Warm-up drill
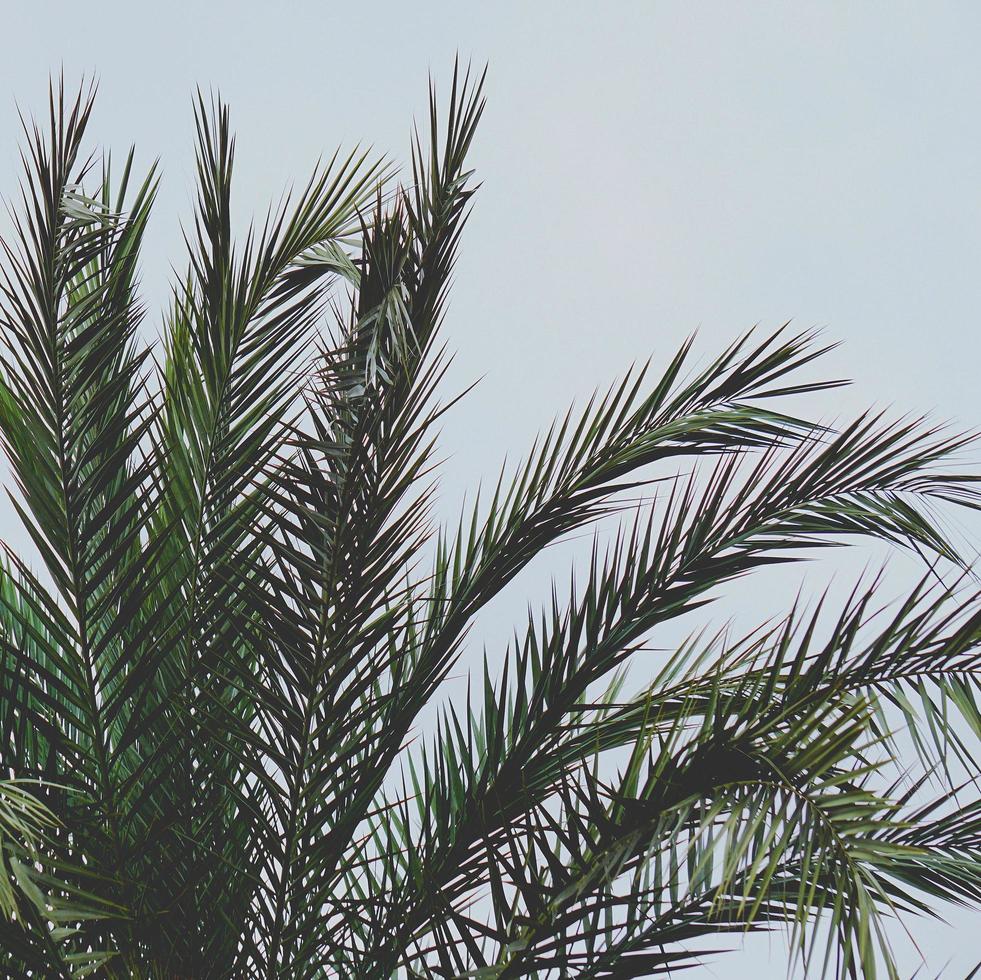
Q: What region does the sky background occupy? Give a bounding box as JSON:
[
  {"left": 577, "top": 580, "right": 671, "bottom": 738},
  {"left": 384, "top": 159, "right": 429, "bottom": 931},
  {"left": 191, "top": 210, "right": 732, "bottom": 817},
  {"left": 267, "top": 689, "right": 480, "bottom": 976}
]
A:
[{"left": 1, "top": 1, "right": 980, "bottom": 975}]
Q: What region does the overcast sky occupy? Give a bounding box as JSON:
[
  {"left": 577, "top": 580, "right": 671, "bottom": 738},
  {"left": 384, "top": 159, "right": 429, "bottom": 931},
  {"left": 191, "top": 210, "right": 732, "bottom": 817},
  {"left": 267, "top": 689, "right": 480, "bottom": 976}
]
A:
[{"left": 2, "top": 2, "right": 979, "bottom": 976}]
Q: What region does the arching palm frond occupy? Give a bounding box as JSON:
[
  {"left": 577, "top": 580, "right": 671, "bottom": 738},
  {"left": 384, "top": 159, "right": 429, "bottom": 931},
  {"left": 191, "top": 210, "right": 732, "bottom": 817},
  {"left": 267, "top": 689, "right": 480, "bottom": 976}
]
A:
[{"left": 0, "top": 65, "right": 978, "bottom": 979}]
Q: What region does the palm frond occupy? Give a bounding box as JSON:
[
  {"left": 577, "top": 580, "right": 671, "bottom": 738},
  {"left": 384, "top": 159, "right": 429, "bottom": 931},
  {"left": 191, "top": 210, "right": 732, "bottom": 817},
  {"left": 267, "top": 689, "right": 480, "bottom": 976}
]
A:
[{"left": 0, "top": 65, "right": 977, "bottom": 980}]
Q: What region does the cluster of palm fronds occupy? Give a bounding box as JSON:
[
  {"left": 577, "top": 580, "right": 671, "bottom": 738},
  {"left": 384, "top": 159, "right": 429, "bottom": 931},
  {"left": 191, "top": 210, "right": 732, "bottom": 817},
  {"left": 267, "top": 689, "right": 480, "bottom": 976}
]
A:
[{"left": 0, "top": 66, "right": 978, "bottom": 979}]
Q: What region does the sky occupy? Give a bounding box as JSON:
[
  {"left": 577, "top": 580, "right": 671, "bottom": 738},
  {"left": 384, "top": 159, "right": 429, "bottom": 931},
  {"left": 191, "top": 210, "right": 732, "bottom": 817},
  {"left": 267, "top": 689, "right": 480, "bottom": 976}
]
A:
[{"left": 1, "top": 1, "right": 980, "bottom": 975}]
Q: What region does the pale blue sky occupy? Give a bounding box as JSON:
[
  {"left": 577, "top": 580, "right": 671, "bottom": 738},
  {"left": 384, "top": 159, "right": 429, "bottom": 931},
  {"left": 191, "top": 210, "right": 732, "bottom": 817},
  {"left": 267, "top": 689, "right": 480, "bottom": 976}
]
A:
[{"left": 1, "top": 1, "right": 980, "bottom": 975}]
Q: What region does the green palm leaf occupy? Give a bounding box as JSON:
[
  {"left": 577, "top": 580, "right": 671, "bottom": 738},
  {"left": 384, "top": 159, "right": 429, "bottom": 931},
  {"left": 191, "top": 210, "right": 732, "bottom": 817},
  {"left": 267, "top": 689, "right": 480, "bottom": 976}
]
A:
[{"left": 0, "top": 64, "right": 977, "bottom": 979}]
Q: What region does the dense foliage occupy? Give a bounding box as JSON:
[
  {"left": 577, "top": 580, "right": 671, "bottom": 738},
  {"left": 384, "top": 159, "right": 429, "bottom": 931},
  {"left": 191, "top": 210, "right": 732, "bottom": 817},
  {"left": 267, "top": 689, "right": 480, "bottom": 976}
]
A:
[{"left": 0, "top": 69, "right": 979, "bottom": 978}]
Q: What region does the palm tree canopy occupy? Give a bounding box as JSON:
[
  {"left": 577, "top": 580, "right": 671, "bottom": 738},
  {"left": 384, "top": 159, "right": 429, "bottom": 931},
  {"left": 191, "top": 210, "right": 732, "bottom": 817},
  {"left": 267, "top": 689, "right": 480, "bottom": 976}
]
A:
[{"left": 0, "top": 67, "right": 979, "bottom": 979}]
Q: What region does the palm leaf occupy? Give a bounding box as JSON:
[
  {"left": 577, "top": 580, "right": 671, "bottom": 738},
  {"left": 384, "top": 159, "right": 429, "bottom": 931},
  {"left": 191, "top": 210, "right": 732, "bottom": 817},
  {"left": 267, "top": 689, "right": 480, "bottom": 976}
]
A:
[{"left": 0, "top": 65, "right": 977, "bottom": 979}]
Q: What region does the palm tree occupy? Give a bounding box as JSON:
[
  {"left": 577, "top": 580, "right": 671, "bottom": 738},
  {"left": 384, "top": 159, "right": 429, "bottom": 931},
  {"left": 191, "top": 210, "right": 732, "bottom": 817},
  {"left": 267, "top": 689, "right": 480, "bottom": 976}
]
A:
[{"left": 0, "top": 65, "right": 978, "bottom": 980}]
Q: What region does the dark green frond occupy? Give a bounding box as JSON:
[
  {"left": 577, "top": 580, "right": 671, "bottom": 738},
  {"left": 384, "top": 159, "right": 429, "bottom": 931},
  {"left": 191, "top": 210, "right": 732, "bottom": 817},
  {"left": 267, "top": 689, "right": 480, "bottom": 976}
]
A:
[{"left": 0, "top": 65, "right": 977, "bottom": 980}]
